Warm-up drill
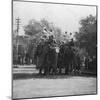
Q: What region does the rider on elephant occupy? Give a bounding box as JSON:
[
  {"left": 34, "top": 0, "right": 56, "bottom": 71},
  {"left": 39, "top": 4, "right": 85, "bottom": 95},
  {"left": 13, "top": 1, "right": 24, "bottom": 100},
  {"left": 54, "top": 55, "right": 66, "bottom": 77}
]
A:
[
  {"left": 69, "top": 38, "right": 74, "bottom": 47},
  {"left": 43, "top": 33, "right": 59, "bottom": 74},
  {"left": 47, "top": 34, "right": 57, "bottom": 48}
]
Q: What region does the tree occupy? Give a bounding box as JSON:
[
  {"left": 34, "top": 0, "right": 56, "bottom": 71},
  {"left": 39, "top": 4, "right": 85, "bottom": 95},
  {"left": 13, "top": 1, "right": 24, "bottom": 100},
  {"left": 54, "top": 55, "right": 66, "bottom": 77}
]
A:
[
  {"left": 24, "top": 18, "right": 63, "bottom": 44},
  {"left": 74, "top": 15, "right": 97, "bottom": 58},
  {"left": 24, "top": 19, "right": 42, "bottom": 36}
]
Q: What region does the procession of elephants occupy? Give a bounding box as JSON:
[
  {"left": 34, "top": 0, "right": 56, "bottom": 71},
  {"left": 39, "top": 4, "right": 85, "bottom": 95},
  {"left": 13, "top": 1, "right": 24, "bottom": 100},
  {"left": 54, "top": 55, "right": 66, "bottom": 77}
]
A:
[
  {"left": 34, "top": 38, "right": 80, "bottom": 75},
  {"left": 14, "top": 34, "right": 96, "bottom": 75},
  {"left": 33, "top": 36, "right": 96, "bottom": 75}
]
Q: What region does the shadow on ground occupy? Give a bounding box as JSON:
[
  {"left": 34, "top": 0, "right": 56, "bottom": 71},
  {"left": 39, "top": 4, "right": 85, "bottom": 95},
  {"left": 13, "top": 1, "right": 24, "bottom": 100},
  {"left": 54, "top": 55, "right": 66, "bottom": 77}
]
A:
[{"left": 13, "top": 73, "right": 97, "bottom": 80}]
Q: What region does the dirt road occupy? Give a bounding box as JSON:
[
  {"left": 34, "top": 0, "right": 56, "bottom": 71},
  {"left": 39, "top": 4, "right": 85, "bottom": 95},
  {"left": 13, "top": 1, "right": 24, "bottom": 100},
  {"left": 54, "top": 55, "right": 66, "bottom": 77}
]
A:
[{"left": 13, "top": 76, "right": 97, "bottom": 99}]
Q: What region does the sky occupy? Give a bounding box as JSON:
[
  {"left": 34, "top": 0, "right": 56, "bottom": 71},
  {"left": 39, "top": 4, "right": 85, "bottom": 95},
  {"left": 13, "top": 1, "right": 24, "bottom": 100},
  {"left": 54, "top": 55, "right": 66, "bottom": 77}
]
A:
[{"left": 13, "top": 1, "right": 96, "bottom": 35}]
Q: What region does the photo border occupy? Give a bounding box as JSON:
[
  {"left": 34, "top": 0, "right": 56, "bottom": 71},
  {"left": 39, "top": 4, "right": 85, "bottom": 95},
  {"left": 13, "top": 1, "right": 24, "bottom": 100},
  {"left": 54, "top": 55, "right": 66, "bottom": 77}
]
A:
[{"left": 12, "top": 0, "right": 98, "bottom": 99}]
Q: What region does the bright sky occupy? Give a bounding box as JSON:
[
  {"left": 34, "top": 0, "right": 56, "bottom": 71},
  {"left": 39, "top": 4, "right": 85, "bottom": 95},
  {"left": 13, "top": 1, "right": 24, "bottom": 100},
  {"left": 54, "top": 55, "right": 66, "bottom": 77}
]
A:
[{"left": 13, "top": 1, "right": 96, "bottom": 35}]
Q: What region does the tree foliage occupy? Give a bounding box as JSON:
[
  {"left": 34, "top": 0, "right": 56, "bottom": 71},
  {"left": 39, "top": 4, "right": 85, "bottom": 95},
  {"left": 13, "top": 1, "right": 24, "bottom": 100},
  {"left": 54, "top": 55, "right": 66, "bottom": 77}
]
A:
[
  {"left": 74, "top": 15, "right": 97, "bottom": 57},
  {"left": 24, "top": 19, "right": 42, "bottom": 36},
  {"left": 24, "top": 18, "right": 63, "bottom": 43}
]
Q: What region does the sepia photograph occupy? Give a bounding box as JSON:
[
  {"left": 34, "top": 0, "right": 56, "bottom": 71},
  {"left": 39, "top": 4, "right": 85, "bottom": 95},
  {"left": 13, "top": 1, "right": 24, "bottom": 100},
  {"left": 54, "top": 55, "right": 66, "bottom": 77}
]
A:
[{"left": 12, "top": 0, "right": 97, "bottom": 99}]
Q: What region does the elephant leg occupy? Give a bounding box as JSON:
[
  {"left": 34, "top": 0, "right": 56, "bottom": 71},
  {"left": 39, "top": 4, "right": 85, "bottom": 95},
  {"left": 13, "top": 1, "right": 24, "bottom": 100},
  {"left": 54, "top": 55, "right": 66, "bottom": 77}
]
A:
[
  {"left": 25, "top": 58, "right": 27, "bottom": 64},
  {"left": 71, "top": 63, "right": 73, "bottom": 73},
  {"left": 54, "top": 67, "right": 57, "bottom": 75},
  {"left": 48, "top": 67, "right": 52, "bottom": 75},
  {"left": 48, "top": 65, "right": 52, "bottom": 75},
  {"left": 39, "top": 68, "right": 42, "bottom": 75},
  {"left": 44, "top": 67, "right": 48, "bottom": 75},
  {"left": 68, "top": 63, "right": 72, "bottom": 74},
  {"left": 32, "top": 59, "right": 34, "bottom": 64},
  {"left": 51, "top": 68, "right": 54, "bottom": 75},
  {"left": 49, "top": 67, "right": 53, "bottom": 75},
  {"left": 65, "top": 66, "right": 68, "bottom": 74},
  {"left": 59, "top": 67, "right": 62, "bottom": 74},
  {"left": 50, "top": 66, "right": 54, "bottom": 75}
]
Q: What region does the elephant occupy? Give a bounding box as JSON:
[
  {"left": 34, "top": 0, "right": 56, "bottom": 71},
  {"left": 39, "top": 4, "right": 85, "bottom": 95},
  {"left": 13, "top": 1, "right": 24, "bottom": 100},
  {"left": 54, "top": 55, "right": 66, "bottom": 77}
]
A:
[
  {"left": 63, "top": 46, "right": 75, "bottom": 74},
  {"left": 44, "top": 45, "right": 59, "bottom": 75},
  {"left": 34, "top": 41, "right": 59, "bottom": 75},
  {"left": 57, "top": 44, "right": 65, "bottom": 74},
  {"left": 34, "top": 42, "right": 46, "bottom": 74}
]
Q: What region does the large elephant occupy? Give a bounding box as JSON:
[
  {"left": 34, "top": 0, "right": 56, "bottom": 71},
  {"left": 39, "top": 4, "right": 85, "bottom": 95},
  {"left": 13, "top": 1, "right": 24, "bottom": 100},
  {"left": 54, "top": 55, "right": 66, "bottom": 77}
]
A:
[
  {"left": 44, "top": 45, "right": 59, "bottom": 75},
  {"left": 34, "top": 43, "right": 46, "bottom": 74},
  {"left": 72, "top": 50, "right": 82, "bottom": 74},
  {"left": 57, "top": 44, "right": 75, "bottom": 74},
  {"left": 57, "top": 44, "right": 65, "bottom": 74},
  {"left": 63, "top": 46, "right": 75, "bottom": 74},
  {"left": 34, "top": 41, "right": 59, "bottom": 75}
]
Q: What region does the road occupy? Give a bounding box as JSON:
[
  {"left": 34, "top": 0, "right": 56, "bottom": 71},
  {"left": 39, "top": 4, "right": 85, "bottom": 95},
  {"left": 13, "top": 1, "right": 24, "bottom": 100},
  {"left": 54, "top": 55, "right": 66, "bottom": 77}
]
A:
[
  {"left": 13, "top": 65, "right": 38, "bottom": 74},
  {"left": 13, "top": 76, "right": 97, "bottom": 99}
]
